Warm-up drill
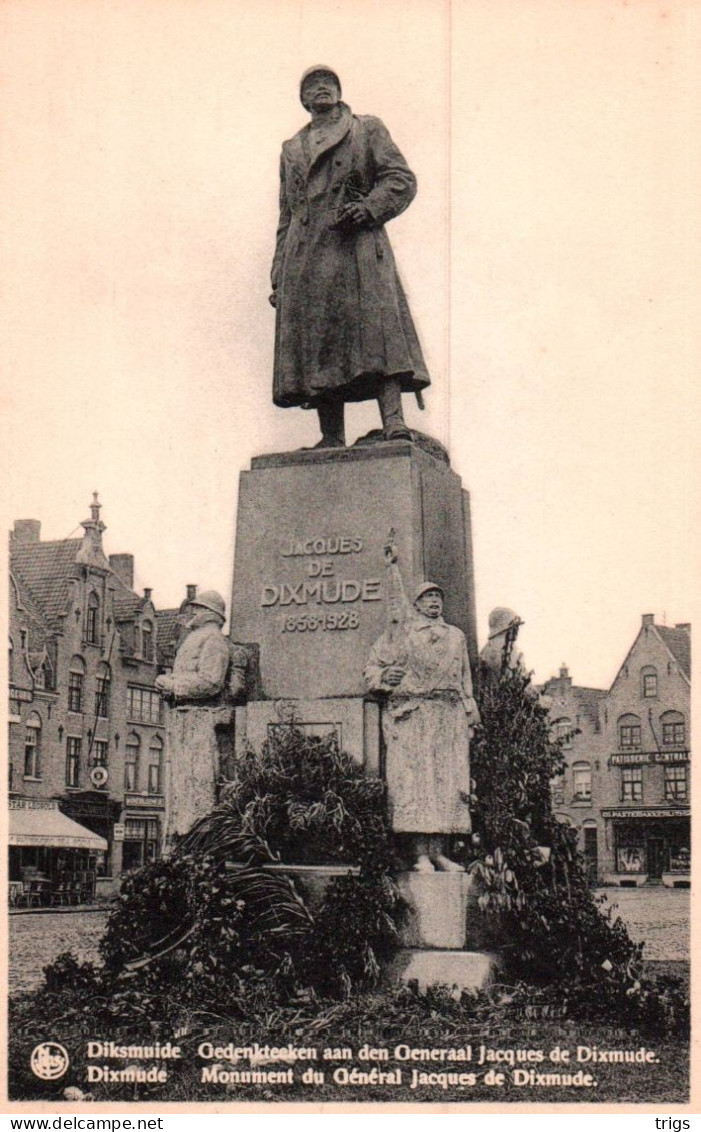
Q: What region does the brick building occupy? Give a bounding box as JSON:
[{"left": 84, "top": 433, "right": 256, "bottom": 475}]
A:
[
  {"left": 543, "top": 614, "right": 691, "bottom": 886},
  {"left": 542, "top": 666, "right": 607, "bottom": 882},
  {"left": 9, "top": 497, "right": 167, "bottom": 894},
  {"left": 598, "top": 615, "right": 690, "bottom": 886}
]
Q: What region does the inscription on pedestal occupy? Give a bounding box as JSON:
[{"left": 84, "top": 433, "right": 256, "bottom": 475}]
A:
[{"left": 231, "top": 445, "right": 477, "bottom": 703}]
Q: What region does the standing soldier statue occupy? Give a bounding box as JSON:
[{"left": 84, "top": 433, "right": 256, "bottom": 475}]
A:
[
  {"left": 270, "top": 66, "right": 430, "bottom": 449},
  {"left": 155, "top": 591, "right": 248, "bottom": 844},
  {"left": 364, "top": 535, "right": 480, "bottom": 872}
]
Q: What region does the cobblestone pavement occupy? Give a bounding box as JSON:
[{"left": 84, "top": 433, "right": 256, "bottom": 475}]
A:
[
  {"left": 9, "top": 909, "right": 110, "bottom": 997},
  {"left": 8, "top": 886, "right": 689, "bottom": 997},
  {"left": 595, "top": 886, "right": 690, "bottom": 960}
]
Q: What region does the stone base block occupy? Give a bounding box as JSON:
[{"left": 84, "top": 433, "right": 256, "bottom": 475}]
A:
[
  {"left": 387, "top": 949, "right": 498, "bottom": 994},
  {"left": 662, "top": 872, "right": 691, "bottom": 888},
  {"left": 603, "top": 873, "right": 649, "bottom": 887},
  {"left": 398, "top": 870, "right": 477, "bottom": 949},
  {"left": 234, "top": 699, "right": 381, "bottom": 772}
]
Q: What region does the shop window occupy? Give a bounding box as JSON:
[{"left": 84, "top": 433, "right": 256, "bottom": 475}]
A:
[
  {"left": 621, "top": 766, "right": 642, "bottom": 802},
  {"left": 618, "top": 714, "right": 641, "bottom": 750},
  {"left": 92, "top": 739, "right": 108, "bottom": 766},
  {"left": 68, "top": 656, "right": 86, "bottom": 713},
  {"left": 616, "top": 844, "right": 645, "bottom": 874},
  {"left": 573, "top": 762, "right": 591, "bottom": 801},
  {"left": 661, "top": 711, "right": 685, "bottom": 748},
  {"left": 664, "top": 764, "right": 688, "bottom": 803},
  {"left": 147, "top": 736, "right": 163, "bottom": 794},
  {"left": 127, "top": 686, "right": 162, "bottom": 724},
  {"left": 66, "top": 737, "right": 81, "bottom": 787},
  {"left": 124, "top": 734, "right": 140, "bottom": 792},
  {"left": 641, "top": 666, "right": 658, "bottom": 698},
  {"left": 141, "top": 621, "right": 155, "bottom": 663},
  {"left": 123, "top": 818, "right": 160, "bottom": 870},
  {"left": 94, "top": 663, "right": 111, "bottom": 718},
  {"left": 86, "top": 593, "right": 100, "bottom": 644},
  {"left": 24, "top": 712, "right": 42, "bottom": 778}
]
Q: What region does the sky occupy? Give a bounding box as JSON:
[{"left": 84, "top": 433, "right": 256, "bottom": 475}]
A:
[{"left": 2, "top": 0, "right": 699, "bottom": 689}]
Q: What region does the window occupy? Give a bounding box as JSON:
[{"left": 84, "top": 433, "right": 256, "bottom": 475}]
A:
[
  {"left": 124, "top": 735, "right": 140, "bottom": 792},
  {"left": 94, "top": 663, "right": 111, "bottom": 718},
  {"left": 555, "top": 718, "right": 573, "bottom": 749},
  {"left": 122, "top": 818, "right": 160, "bottom": 869},
  {"left": 661, "top": 711, "right": 686, "bottom": 748},
  {"left": 573, "top": 762, "right": 592, "bottom": 801},
  {"left": 664, "top": 764, "right": 688, "bottom": 802},
  {"left": 551, "top": 777, "right": 565, "bottom": 805},
  {"left": 66, "top": 737, "right": 81, "bottom": 787},
  {"left": 618, "top": 714, "right": 641, "bottom": 749},
  {"left": 127, "top": 686, "right": 162, "bottom": 724},
  {"left": 641, "top": 667, "right": 658, "bottom": 698},
  {"left": 621, "top": 766, "right": 643, "bottom": 802},
  {"left": 141, "top": 621, "right": 154, "bottom": 663},
  {"left": 24, "top": 713, "right": 41, "bottom": 778},
  {"left": 68, "top": 657, "right": 85, "bottom": 713},
  {"left": 92, "top": 739, "right": 108, "bottom": 766},
  {"left": 147, "top": 736, "right": 163, "bottom": 794},
  {"left": 86, "top": 593, "right": 100, "bottom": 644}
]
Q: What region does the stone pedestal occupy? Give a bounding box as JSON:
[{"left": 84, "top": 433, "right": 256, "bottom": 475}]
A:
[
  {"left": 229, "top": 440, "right": 477, "bottom": 764},
  {"left": 386, "top": 949, "right": 498, "bottom": 994},
  {"left": 162, "top": 704, "right": 234, "bottom": 848},
  {"left": 393, "top": 871, "right": 498, "bottom": 992},
  {"left": 398, "top": 871, "right": 473, "bottom": 949},
  {"left": 229, "top": 438, "right": 494, "bottom": 991}
]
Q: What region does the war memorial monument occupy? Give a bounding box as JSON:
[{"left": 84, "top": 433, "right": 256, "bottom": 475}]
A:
[{"left": 159, "top": 65, "right": 495, "bottom": 990}]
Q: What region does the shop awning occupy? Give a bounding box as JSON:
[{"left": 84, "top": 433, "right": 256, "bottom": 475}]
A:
[{"left": 9, "top": 807, "right": 108, "bottom": 850}]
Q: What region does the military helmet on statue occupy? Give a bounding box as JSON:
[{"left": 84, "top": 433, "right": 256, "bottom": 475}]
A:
[
  {"left": 190, "top": 590, "right": 226, "bottom": 620},
  {"left": 412, "top": 581, "right": 444, "bottom": 604},
  {"left": 299, "top": 65, "right": 341, "bottom": 105},
  {"left": 487, "top": 607, "right": 522, "bottom": 639}
]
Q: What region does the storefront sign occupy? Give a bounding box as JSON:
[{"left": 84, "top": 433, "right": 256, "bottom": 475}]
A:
[
  {"left": 125, "top": 793, "right": 165, "bottom": 808},
  {"left": 9, "top": 684, "right": 34, "bottom": 704},
  {"left": 610, "top": 753, "right": 648, "bottom": 765},
  {"left": 602, "top": 808, "right": 689, "bottom": 820},
  {"left": 113, "top": 823, "right": 125, "bottom": 842},
  {"left": 653, "top": 750, "right": 690, "bottom": 763}
]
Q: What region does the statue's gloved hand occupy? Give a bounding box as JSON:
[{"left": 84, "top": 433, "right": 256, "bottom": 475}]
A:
[
  {"left": 155, "top": 674, "right": 174, "bottom": 695},
  {"left": 383, "top": 666, "right": 406, "bottom": 687},
  {"left": 268, "top": 290, "right": 278, "bottom": 308},
  {"left": 338, "top": 201, "right": 370, "bottom": 228}
]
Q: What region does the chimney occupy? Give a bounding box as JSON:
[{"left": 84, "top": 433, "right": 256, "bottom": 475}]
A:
[
  {"left": 559, "top": 664, "right": 571, "bottom": 684},
  {"left": 109, "top": 554, "right": 135, "bottom": 589},
  {"left": 186, "top": 584, "right": 197, "bottom": 602},
  {"left": 13, "top": 519, "right": 41, "bottom": 544},
  {"left": 675, "top": 623, "right": 691, "bottom": 632},
  {"left": 143, "top": 587, "right": 153, "bottom": 601},
  {"left": 642, "top": 613, "right": 654, "bottom": 627}
]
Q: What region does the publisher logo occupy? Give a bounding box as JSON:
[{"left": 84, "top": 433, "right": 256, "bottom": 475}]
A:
[{"left": 30, "top": 1042, "right": 69, "bottom": 1080}]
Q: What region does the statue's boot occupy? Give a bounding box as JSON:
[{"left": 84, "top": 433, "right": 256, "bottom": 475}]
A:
[
  {"left": 429, "top": 835, "right": 465, "bottom": 872},
  {"left": 432, "top": 854, "right": 465, "bottom": 872},
  {"left": 412, "top": 835, "right": 435, "bottom": 872},
  {"left": 311, "top": 399, "right": 346, "bottom": 449},
  {"left": 378, "top": 378, "right": 412, "bottom": 441}
]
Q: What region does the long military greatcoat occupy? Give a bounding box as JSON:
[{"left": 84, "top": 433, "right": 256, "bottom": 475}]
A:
[
  {"left": 364, "top": 615, "right": 477, "bottom": 834},
  {"left": 271, "top": 103, "right": 430, "bottom": 408}
]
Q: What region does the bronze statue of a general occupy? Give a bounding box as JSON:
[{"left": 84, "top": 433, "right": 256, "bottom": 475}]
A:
[{"left": 270, "top": 66, "right": 430, "bottom": 449}]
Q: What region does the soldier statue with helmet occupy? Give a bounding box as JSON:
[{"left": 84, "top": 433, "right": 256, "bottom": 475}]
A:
[
  {"left": 270, "top": 65, "right": 430, "bottom": 449},
  {"left": 156, "top": 590, "right": 248, "bottom": 844}
]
